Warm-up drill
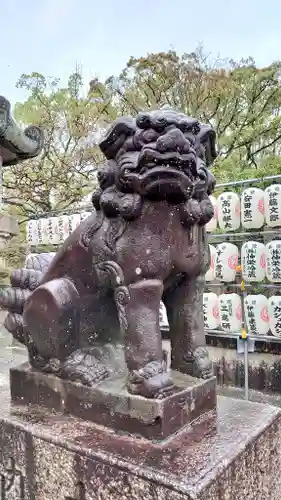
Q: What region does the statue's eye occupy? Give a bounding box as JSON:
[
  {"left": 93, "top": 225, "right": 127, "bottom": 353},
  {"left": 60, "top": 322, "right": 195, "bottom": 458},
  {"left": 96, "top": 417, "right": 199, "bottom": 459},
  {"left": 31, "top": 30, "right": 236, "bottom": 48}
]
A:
[
  {"left": 155, "top": 117, "right": 168, "bottom": 130},
  {"left": 178, "top": 121, "right": 190, "bottom": 133},
  {"left": 192, "top": 122, "right": 201, "bottom": 135},
  {"left": 136, "top": 113, "right": 151, "bottom": 129}
]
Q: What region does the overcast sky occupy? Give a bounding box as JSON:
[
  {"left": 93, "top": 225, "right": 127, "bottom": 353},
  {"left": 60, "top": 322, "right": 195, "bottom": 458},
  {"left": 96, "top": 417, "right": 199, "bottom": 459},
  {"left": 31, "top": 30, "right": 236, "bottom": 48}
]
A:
[{"left": 2, "top": 0, "right": 281, "bottom": 105}]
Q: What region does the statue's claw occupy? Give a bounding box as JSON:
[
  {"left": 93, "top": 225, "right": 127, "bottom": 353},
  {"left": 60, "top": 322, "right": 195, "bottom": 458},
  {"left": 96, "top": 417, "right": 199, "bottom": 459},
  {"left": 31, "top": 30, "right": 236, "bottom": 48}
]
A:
[
  {"left": 193, "top": 347, "right": 213, "bottom": 379},
  {"left": 174, "top": 347, "right": 213, "bottom": 380},
  {"left": 188, "top": 346, "right": 213, "bottom": 379},
  {"left": 127, "top": 360, "right": 175, "bottom": 399},
  {"left": 61, "top": 349, "right": 109, "bottom": 386}
]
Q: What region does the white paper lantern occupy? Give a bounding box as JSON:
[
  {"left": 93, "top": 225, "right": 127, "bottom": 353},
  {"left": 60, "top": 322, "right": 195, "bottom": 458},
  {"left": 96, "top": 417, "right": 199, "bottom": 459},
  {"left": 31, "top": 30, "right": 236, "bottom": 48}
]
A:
[
  {"left": 266, "top": 240, "right": 281, "bottom": 282},
  {"left": 244, "top": 295, "right": 269, "bottom": 336},
  {"left": 205, "top": 245, "right": 217, "bottom": 282},
  {"left": 47, "top": 217, "right": 60, "bottom": 245},
  {"left": 214, "top": 242, "right": 238, "bottom": 282},
  {"left": 217, "top": 192, "right": 240, "bottom": 231},
  {"left": 219, "top": 293, "right": 242, "bottom": 332},
  {"left": 268, "top": 296, "right": 281, "bottom": 337},
  {"left": 241, "top": 187, "right": 265, "bottom": 229},
  {"left": 241, "top": 241, "right": 266, "bottom": 282},
  {"left": 206, "top": 195, "right": 217, "bottom": 233},
  {"left": 58, "top": 215, "right": 70, "bottom": 243},
  {"left": 203, "top": 293, "right": 220, "bottom": 329},
  {"left": 68, "top": 214, "right": 81, "bottom": 234},
  {"left": 80, "top": 211, "right": 91, "bottom": 221},
  {"left": 264, "top": 185, "right": 281, "bottom": 227},
  {"left": 26, "top": 220, "right": 39, "bottom": 245}
]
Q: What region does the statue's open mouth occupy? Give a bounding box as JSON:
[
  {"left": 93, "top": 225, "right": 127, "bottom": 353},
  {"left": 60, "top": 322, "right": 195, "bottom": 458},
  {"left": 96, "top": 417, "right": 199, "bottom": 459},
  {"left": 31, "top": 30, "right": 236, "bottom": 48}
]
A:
[{"left": 119, "top": 146, "right": 198, "bottom": 200}]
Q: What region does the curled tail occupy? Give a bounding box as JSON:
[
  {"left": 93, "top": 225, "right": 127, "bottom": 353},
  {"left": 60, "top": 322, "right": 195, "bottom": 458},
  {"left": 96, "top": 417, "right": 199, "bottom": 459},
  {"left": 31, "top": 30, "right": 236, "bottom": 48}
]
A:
[{"left": 0, "top": 252, "right": 55, "bottom": 344}]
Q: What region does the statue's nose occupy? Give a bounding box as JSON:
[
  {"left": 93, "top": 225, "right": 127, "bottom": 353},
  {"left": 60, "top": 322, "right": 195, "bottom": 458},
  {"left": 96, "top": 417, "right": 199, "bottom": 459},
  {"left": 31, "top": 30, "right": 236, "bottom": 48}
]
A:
[{"left": 156, "top": 128, "right": 190, "bottom": 154}]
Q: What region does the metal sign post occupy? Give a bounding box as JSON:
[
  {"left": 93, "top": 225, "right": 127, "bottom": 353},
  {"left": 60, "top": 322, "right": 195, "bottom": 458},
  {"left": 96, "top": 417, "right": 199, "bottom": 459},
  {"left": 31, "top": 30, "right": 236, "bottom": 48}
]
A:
[{"left": 237, "top": 334, "right": 255, "bottom": 400}]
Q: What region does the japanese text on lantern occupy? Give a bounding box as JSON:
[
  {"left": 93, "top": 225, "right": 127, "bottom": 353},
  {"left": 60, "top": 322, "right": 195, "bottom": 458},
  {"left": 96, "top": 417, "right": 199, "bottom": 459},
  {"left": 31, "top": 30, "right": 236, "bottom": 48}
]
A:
[
  {"left": 244, "top": 245, "right": 256, "bottom": 279},
  {"left": 268, "top": 191, "right": 279, "bottom": 223},
  {"left": 245, "top": 303, "right": 258, "bottom": 335},
  {"left": 270, "top": 246, "right": 281, "bottom": 281},
  {"left": 203, "top": 301, "right": 208, "bottom": 328},
  {"left": 0, "top": 457, "right": 25, "bottom": 500},
  {"left": 215, "top": 247, "right": 223, "bottom": 280},
  {"left": 242, "top": 192, "right": 252, "bottom": 224},
  {"left": 220, "top": 300, "right": 231, "bottom": 330},
  {"left": 37, "top": 219, "right": 43, "bottom": 245},
  {"left": 221, "top": 197, "right": 232, "bottom": 228},
  {"left": 47, "top": 218, "right": 54, "bottom": 244},
  {"left": 273, "top": 303, "right": 281, "bottom": 336}
]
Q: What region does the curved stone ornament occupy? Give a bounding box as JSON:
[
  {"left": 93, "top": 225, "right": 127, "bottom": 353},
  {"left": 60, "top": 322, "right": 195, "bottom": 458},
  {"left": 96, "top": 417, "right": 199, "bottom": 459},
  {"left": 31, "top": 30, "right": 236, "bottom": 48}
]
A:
[{"left": 0, "top": 96, "right": 44, "bottom": 166}]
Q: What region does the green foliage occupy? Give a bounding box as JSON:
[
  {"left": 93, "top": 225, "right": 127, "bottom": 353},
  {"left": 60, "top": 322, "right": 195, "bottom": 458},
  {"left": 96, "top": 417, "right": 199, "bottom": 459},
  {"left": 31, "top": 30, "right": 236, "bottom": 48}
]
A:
[
  {"left": 105, "top": 46, "right": 281, "bottom": 183},
  {"left": 3, "top": 46, "right": 281, "bottom": 221},
  {"left": 3, "top": 71, "right": 116, "bottom": 218}
]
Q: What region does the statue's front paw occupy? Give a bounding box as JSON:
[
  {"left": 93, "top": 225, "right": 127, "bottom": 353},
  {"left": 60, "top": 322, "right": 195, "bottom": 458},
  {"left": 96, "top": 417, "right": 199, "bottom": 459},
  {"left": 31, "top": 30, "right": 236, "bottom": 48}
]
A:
[
  {"left": 61, "top": 349, "right": 109, "bottom": 386},
  {"left": 192, "top": 347, "right": 213, "bottom": 379},
  {"left": 176, "top": 347, "right": 213, "bottom": 379},
  {"left": 127, "top": 360, "right": 175, "bottom": 399}
]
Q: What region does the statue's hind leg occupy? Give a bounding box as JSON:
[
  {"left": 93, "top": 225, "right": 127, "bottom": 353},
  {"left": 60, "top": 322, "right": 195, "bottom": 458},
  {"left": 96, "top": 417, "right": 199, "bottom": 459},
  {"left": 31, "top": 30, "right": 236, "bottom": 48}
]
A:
[{"left": 23, "top": 278, "right": 109, "bottom": 384}]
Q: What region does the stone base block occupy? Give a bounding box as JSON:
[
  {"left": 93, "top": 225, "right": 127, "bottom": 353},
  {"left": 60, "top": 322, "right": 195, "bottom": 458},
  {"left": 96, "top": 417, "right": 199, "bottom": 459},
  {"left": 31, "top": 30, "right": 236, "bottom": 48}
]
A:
[
  {"left": 0, "top": 392, "right": 281, "bottom": 499},
  {"left": 10, "top": 363, "right": 216, "bottom": 441}
]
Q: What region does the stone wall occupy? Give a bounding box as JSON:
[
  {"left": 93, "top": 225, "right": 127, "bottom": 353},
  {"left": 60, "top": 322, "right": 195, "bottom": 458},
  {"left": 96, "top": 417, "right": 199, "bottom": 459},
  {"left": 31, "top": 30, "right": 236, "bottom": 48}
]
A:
[{"left": 163, "top": 332, "right": 281, "bottom": 395}]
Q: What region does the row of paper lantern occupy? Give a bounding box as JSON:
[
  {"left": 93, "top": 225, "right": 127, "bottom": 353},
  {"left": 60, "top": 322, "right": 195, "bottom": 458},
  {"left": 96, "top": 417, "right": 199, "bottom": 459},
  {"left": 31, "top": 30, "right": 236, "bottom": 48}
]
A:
[
  {"left": 206, "top": 241, "right": 281, "bottom": 283},
  {"left": 206, "top": 185, "right": 281, "bottom": 232},
  {"left": 26, "top": 212, "right": 91, "bottom": 245},
  {"left": 203, "top": 293, "right": 281, "bottom": 337}
]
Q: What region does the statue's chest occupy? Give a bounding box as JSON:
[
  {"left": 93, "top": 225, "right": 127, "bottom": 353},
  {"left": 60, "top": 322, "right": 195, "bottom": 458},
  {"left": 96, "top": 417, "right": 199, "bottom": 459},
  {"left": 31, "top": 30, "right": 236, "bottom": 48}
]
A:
[{"left": 171, "top": 225, "right": 205, "bottom": 272}]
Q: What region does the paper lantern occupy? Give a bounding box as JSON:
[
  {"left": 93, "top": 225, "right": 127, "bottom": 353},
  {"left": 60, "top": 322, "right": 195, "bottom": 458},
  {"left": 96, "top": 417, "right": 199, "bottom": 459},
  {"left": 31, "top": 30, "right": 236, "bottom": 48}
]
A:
[
  {"left": 205, "top": 245, "right": 217, "bottom": 282},
  {"left": 244, "top": 295, "right": 269, "bottom": 336},
  {"left": 26, "top": 220, "right": 39, "bottom": 246},
  {"left": 264, "top": 185, "right": 281, "bottom": 227},
  {"left": 268, "top": 296, "right": 281, "bottom": 337},
  {"left": 241, "top": 187, "right": 265, "bottom": 229},
  {"left": 47, "top": 217, "right": 60, "bottom": 245},
  {"left": 58, "top": 215, "right": 70, "bottom": 242},
  {"left": 218, "top": 293, "right": 242, "bottom": 332},
  {"left": 241, "top": 241, "right": 266, "bottom": 282},
  {"left": 203, "top": 293, "right": 220, "bottom": 329},
  {"left": 266, "top": 240, "right": 281, "bottom": 282},
  {"left": 217, "top": 192, "right": 240, "bottom": 231},
  {"left": 80, "top": 211, "right": 91, "bottom": 221},
  {"left": 214, "top": 242, "right": 238, "bottom": 282},
  {"left": 68, "top": 214, "right": 81, "bottom": 234},
  {"left": 206, "top": 195, "right": 217, "bottom": 233}
]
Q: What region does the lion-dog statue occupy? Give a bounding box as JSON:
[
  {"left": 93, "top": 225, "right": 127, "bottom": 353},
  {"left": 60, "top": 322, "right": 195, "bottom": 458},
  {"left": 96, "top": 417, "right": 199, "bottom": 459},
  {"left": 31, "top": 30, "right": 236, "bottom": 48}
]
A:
[{"left": 0, "top": 107, "right": 217, "bottom": 399}]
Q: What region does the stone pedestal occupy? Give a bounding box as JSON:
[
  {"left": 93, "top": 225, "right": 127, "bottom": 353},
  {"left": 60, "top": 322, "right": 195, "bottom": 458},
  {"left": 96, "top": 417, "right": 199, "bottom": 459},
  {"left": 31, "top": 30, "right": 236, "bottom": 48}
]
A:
[
  {"left": 0, "top": 387, "right": 281, "bottom": 499},
  {"left": 10, "top": 363, "right": 216, "bottom": 440}
]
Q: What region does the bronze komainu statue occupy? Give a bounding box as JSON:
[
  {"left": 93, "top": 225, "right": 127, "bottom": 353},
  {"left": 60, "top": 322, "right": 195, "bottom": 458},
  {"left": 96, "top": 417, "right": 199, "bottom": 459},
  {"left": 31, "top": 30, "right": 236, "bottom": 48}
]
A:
[{"left": 0, "top": 106, "right": 217, "bottom": 398}]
